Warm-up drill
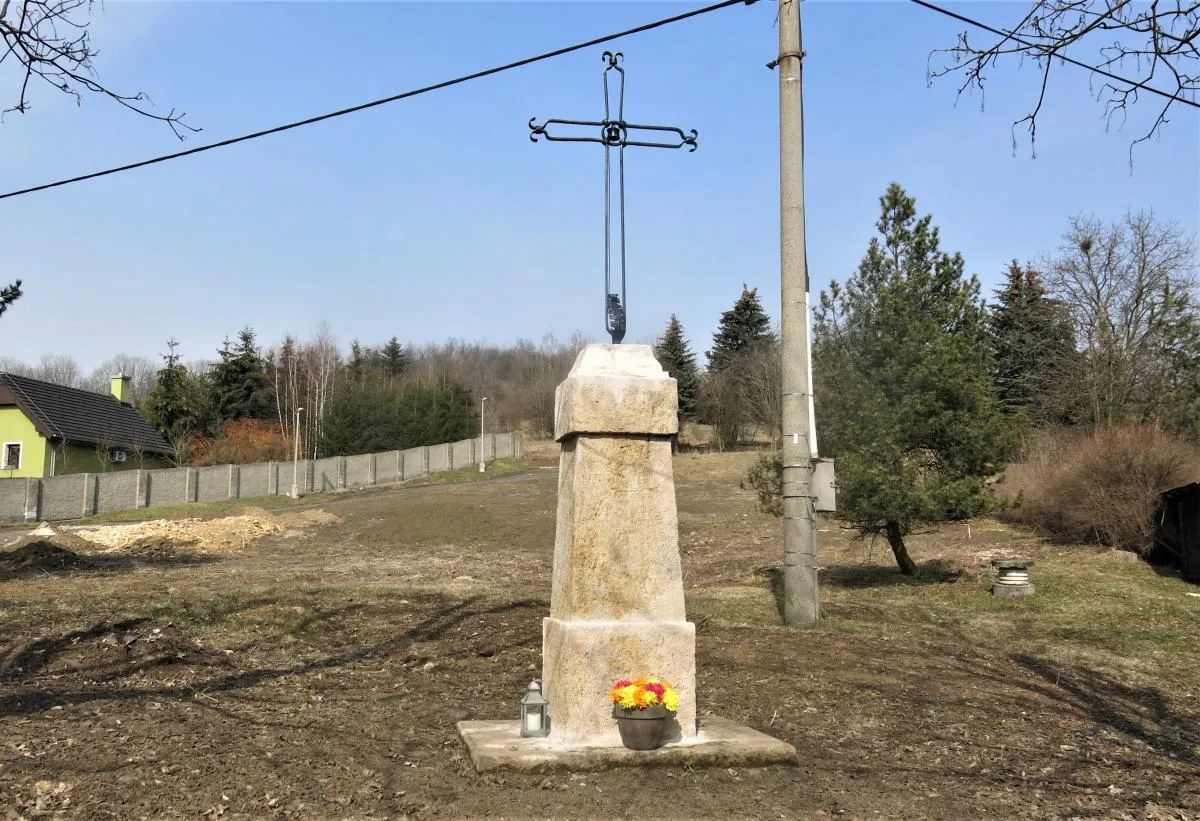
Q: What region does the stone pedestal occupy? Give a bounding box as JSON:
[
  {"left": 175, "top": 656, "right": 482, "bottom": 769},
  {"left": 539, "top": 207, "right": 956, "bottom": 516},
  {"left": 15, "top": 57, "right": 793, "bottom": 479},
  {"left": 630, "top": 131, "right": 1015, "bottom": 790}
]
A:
[{"left": 541, "top": 344, "right": 696, "bottom": 748}]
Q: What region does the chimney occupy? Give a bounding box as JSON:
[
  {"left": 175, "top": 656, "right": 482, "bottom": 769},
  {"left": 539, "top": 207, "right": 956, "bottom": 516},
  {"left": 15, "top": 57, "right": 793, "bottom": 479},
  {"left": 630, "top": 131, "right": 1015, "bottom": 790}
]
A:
[{"left": 110, "top": 373, "right": 131, "bottom": 403}]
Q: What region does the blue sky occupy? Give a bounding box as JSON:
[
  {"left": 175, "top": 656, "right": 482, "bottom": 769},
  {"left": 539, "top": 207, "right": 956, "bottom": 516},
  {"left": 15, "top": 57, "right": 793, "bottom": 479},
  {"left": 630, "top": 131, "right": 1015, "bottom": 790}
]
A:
[{"left": 1, "top": 0, "right": 1196, "bottom": 370}]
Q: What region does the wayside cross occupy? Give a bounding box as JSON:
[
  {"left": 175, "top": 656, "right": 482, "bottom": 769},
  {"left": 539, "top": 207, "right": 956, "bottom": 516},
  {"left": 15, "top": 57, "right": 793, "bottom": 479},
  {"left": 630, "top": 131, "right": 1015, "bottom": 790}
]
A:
[{"left": 529, "top": 51, "right": 698, "bottom": 344}]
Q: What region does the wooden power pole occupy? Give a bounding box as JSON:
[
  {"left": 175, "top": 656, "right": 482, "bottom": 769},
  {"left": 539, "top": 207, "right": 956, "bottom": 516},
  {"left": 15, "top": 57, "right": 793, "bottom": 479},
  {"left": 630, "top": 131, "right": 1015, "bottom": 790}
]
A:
[{"left": 777, "top": 0, "right": 819, "bottom": 626}]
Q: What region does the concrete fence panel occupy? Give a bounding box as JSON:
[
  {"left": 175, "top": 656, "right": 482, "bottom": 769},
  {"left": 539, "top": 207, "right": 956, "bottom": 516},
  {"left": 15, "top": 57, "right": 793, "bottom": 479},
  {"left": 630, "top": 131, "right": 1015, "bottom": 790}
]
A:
[
  {"left": 345, "top": 454, "right": 373, "bottom": 488},
  {"left": 0, "top": 479, "right": 28, "bottom": 523},
  {"left": 428, "top": 443, "right": 450, "bottom": 472},
  {"left": 196, "top": 465, "right": 230, "bottom": 503},
  {"left": 313, "top": 457, "right": 340, "bottom": 492},
  {"left": 402, "top": 447, "right": 426, "bottom": 479},
  {"left": 94, "top": 471, "right": 140, "bottom": 516},
  {"left": 495, "top": 433, "right": 514, "bottom": 459},
  {"left": 40, "top": 475, "right": 80, "bottom": 521},
  {"left": 239, "top": 462, "right": 271, "bottom": 499},
  {"left": 375, "top": 450, "right": 401, "bottom": 485},
  {"left": 147, "top": 468, "right": 189, "bottom": 508},
  {"left": 452, "top": 439, "right": 474, "bottom": 468}
]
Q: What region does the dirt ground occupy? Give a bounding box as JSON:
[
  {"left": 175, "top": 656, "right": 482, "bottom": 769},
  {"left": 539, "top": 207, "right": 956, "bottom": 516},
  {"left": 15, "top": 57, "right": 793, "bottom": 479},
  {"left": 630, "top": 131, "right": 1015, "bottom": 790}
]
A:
[{"left": 0, "top": 446, "right": 1197, "bottom": 820}]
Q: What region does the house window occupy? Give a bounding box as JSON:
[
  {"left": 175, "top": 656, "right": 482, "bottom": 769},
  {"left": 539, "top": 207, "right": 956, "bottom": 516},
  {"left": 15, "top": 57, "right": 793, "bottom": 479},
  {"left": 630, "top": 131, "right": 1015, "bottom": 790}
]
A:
[
  {"left": 110, "top": 449, "right": 127, "bottom": 463},
  {"left": 2, "top": 442, "right": 21, "bottom": 470}
]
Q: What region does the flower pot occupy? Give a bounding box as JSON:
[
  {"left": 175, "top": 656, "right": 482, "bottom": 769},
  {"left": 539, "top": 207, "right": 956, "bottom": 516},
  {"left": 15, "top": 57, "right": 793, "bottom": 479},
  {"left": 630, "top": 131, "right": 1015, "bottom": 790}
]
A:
[{"left": 612, "top": 704, "right": 670, "bottom": 751}]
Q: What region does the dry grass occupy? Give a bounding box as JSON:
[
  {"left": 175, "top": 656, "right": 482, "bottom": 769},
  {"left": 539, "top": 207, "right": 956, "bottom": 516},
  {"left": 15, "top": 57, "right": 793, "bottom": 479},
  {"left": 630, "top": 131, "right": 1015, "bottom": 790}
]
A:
[
  {"left": 2, "top": 449, "right": 1199, "bottom": 818},
  {"left": 995, "top": 425, "right": 1200, "bottom": 554}
]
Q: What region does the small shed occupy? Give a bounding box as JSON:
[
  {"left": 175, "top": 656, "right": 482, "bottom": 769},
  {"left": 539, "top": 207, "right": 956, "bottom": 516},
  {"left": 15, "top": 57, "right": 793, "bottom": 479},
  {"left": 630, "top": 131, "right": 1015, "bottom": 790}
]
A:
[{"left": 1154, "top": 482, "right": 1200, "bottom": 584}]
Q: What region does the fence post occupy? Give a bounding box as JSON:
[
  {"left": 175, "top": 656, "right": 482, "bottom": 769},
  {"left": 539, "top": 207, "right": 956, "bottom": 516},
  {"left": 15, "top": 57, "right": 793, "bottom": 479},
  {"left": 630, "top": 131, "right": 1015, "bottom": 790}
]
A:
[
  {"left": 267, "top": 461, "right": 278, "bottom": 496},
  {"left": 81, "top": 473, "right": 96, "bottom": 518},
  {"left": 229, "top": 464, "right": 240, "bottom": 499},
  {"left": 516, "top": 432, "right": 524, "bottom": 459},
  {"left": 397, "top": 450, "right": 404, "bottom": 482},
  {"left": 422, "top": 446, "right": 430, "bottom": 476},
  {"left": 135, "top": 470, "right": 148, "bottom": 509},
  {"left": 306, "top": 459, "right": 314, "bottom": 494},
  {"left": 337, "top": 456, "right": 347, "bottom": 489},
  {"left": 368, "top": 453, "right": 377, "bottom": 486},
  {"left": 23, "top": 478, "right": 40, "bottom": 522}
]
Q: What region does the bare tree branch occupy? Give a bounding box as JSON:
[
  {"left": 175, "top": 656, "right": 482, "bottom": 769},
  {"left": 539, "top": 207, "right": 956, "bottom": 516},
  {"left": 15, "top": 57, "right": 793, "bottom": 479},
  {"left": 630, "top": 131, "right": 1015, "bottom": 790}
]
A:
[
  {"left": 0, "top": 0, "right": 198, "bottom": 139},
  {"left": 924, "top": 0, "right": 1199, "bottom": 161}
]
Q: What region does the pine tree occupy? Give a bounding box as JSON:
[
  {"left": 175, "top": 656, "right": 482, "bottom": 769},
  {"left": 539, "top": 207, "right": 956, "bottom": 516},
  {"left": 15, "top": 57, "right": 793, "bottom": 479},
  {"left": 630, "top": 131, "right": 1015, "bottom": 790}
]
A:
[
  {"left": 813, "top": 182, "right": 1015, "bottom": 575},
  {"left": 706, "top": 285, "right": 773, "bottom": 373},
  {"left": 379, "top": 336, "right": 411, "bottom": 379},
  {"left": 144, "top": 339, "right": 214, "bottom": 461},
  {"left": 0, "top": 279, "right": 21, "bottom": 319},
  {"left": 1142, "top": 282, "right": 1200, "bottom": 435},
  {"left": 145, "top": 339, "right": 191, "bottom": 439},
  {"left": 654, "top": 315, "right": 699, "bottom": 421},
  {"left": 211, "top": 327, "right": 275, "bottom": 423},
  {"left": 989, "top": 260, "right": 1077, "bottom": 426},
  {"left": 347, "top": 340, "right": 366, "bottom": 381}
]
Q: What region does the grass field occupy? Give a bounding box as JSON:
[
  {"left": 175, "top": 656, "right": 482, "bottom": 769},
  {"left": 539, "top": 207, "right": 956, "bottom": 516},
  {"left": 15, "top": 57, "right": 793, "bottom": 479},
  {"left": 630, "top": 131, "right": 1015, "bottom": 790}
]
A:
[{"left": 0, "top": 446, "right": 1196, "bottom": 820}]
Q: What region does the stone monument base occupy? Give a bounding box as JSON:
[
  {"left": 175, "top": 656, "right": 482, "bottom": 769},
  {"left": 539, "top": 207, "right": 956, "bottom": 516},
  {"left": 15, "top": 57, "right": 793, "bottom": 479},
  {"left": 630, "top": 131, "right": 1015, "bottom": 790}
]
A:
[
  {"left": 456, "top": 716, "right": 798, "bottom": 773},
  {"left": 542, "top": 617, "right": 697, "bottom": 747}
]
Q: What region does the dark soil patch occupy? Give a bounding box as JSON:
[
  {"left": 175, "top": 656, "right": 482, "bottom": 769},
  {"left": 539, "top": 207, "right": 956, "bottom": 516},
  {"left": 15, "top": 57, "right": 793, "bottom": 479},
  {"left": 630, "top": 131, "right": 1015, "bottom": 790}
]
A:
[
  {"left": 0, "top": 537, "right": 220, "bottom": 581},
  {"left": 0, "top": 540, "right": 97, "bottom": 576}
]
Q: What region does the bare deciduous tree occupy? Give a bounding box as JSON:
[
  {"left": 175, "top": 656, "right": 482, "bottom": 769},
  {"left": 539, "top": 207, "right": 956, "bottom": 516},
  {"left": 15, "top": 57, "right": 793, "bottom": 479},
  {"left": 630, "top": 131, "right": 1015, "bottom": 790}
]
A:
[
  {"left": 1045, "top": 210, "right": 1198, "bottom": 427},
  {"left": 34, "top": 353, "right": 81, "bottom": 386},
  {"left": 738, "top": 337, "right": 783, "bottom": 446},
  {"left": 81, "top": 354, "right": 156, "bottom": 403},
  {"left": 0, "top": 0, "right": 197, "bottom": 137},
  {"left": 927, "top": 1, "right": 1200, "bottom": 155}
]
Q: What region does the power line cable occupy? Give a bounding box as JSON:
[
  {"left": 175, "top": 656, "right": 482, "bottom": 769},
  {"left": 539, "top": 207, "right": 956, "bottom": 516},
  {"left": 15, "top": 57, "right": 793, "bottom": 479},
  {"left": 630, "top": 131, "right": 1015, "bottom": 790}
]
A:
[
  {"left": 909, "top": 0, "right": 1200, "bottom": 109},
  {"left": 0, "top": 0, "right": 759, "bottom": 201}
]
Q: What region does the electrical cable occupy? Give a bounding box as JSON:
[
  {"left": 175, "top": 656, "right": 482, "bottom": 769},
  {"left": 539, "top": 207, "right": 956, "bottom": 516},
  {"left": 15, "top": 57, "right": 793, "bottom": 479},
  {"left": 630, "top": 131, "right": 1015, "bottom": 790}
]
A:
[{"left": 0, "top": 0, "right": 759, "bottom": 201}]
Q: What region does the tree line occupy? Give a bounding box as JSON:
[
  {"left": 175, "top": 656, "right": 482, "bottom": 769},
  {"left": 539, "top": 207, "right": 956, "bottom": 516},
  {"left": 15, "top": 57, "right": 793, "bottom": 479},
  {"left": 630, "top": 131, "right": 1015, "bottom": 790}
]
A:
[
  {"left": 0, "top": 327, "right": 595, "bottom": 467},
  {"left": 704, "top": 182, "right": 1198, "bottom": 574}
]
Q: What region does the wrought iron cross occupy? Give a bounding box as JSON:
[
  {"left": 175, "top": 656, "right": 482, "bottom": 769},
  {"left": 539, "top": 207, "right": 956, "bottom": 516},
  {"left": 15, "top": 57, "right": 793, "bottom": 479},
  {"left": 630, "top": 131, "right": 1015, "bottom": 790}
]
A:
[{"left": 529, "top": 51, "right": 698, "bottom": 344}]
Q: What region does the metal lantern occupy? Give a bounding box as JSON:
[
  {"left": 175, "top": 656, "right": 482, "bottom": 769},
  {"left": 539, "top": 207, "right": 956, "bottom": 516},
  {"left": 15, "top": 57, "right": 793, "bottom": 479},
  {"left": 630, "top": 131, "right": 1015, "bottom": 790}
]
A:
[{"left": 520, "top": 679, "right": 550, "bottom": 738}]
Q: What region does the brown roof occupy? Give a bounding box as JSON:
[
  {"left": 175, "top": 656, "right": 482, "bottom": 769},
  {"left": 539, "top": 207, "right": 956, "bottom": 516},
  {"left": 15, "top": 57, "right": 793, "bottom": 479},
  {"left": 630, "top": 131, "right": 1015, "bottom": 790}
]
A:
[{"left": 0, "top": 373, "right": 174, "bottom": 456}]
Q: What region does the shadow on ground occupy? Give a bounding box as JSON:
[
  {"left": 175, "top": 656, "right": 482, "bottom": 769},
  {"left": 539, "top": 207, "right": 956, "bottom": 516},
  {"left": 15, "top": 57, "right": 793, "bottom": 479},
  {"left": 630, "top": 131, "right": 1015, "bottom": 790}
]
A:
[
  {"left": 755, "top": 558, "right": 964, "bottom": 616},
  {"left": 0, "top": 594, "right": 544, "bottom": 718}
]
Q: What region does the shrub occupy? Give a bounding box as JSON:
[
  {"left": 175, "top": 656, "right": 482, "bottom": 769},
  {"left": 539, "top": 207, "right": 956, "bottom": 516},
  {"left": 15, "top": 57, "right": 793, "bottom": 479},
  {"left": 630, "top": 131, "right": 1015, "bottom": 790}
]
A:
[
  {"left": 190, "top": 419, "right": 291, "bottom": 466},
  {"left": 747, "top": 452, "right": 783, "bottom": 516},
  {"left": 996, "top": 424, "right": 1200, "bottom": 554}
]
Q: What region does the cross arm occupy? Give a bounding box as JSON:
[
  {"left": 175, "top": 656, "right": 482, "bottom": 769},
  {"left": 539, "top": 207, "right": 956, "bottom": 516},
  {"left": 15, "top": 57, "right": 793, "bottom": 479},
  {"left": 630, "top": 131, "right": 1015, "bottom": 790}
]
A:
[{"left": 529, "top": 116, "right": 698, "bottom": 151}]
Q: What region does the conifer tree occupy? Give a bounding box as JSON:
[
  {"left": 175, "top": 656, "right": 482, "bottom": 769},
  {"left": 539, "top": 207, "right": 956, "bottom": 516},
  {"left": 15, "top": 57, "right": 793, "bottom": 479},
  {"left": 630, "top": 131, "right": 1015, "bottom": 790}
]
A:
[
  {"left": 814, "top": 182, "right": 1015, "bottom": 575},
  {"left": 379, "top": 337, "right": 411, "bottom": 379},
  {"left": 0, "top": 279, "right": 21, "bottom": 319},
  {"left": 653, "top": 315, "right": 699, "bottom": 421},
  {"left": 988, "top": 260, "right": 1077, "bottom": 425},
  {"left": 211, "top": 327, "right": 275, "bottom": 423},
  {"left": 706, "top": 285, "right": 773, "bottom": 373},
  {"left": 145, "top": 339, "right": 190, "bottom": 439}
]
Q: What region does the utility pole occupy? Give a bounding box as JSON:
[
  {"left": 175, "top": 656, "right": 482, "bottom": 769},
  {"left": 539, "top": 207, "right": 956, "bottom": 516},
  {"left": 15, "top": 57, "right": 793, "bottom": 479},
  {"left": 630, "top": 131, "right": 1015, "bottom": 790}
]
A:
[
  {"left": 479, "top": 397, "right": 488, "bottom": 473},
  {"left": 290, "top": 406, "right": 305, "bottom": 499},
  {"left": 777, "top": 0, "right": 819, "bottom": 626}
]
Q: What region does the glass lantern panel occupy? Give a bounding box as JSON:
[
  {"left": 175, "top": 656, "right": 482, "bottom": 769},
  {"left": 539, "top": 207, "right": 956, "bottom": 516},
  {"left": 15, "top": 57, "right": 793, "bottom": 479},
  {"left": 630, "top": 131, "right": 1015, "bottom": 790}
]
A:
[{"left": 523, "top": 705, "right": 542, "bottom": 734}]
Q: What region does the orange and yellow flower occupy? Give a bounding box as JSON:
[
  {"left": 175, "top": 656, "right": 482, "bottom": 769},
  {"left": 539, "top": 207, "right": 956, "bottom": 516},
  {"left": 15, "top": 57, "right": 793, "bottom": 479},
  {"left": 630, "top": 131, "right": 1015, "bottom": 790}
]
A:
[{"left": 609, "top": 676, "right": 680, "bottom": 712}]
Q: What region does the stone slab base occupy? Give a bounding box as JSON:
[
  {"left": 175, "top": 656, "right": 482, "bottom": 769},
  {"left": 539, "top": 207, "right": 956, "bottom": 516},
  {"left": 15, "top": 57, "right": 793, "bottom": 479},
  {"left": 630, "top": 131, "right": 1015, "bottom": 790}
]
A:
[
  {"left": 542, "top": 617, "right": 696, "bottom": 747},
  {"left": 992, "top": 583, "right": 1035, "bottom": 597},
  {"left": 456, "top": 716, "right": 798, "bottom": 774}
]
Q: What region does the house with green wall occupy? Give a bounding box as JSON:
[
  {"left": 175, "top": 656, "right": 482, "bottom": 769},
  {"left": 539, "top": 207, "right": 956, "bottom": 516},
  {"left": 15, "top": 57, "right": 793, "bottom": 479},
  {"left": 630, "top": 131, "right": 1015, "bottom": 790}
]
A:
[{"left": 0, "top": 372, "right": 175, "bottom": 478}]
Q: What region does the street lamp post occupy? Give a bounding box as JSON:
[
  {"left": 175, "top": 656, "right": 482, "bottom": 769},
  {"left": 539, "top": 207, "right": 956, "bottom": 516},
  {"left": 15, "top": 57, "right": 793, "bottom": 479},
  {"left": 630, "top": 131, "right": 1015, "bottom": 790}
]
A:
[
  {"left": 479, "top": 397, "right": 488, "bottom": 473},
  {"left": 290, "top": 406, "right": 305, "bottom": 499}
]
